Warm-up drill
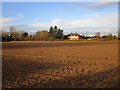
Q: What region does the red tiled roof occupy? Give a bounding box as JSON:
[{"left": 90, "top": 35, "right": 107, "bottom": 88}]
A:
[{"left": 68, "top": 33, "right": 80, "bottom": 36}]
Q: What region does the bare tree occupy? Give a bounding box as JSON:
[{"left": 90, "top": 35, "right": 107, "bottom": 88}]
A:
[{"left": 95, "top": 32, "right": 101, "bottom": 38}]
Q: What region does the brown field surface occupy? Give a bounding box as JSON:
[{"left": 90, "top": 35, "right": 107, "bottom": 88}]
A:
[{"left": 2, "top": 41, "right": 118, "bottom": 88}]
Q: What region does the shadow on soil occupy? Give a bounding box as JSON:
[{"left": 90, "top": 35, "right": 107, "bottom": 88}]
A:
[
  {"left": 2, "top": 58, "right": 118, "bottom": 88},
  {"left": 2, "top": 58, "right": 62, "bottom": 88},
  {"left": 31, "top": 67, "right": 118, "bottom": 88}
]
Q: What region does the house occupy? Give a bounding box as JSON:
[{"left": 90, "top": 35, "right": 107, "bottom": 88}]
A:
[{"left": 68, "top": 33, "right": 80, "bottom": 40}]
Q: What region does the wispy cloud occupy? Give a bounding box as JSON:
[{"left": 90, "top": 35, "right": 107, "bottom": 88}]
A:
[
  {"left": 2, "top": 11, "right": 117, "bottom": 35},
  {"left": 0, "top": 17, "right": 17, "bottom": 30},
  {"left": 31, "top": 18, "right": 62, "bottom": 29},
  {"left": 86, "top": 2, "right": 117, "bottom": 10},
  {"left": 2, "top": 2, "right": 118, "bottom": 35},
  {"left": 29, "top": 11, "right": 118, "bottom": 35},
  {"left": 0, "top": 18, "right": 15, "bottom": 30},
  {"left": 0, "top": 18, "right": 16, "bottom": 24},
  {"left": 1, "top": 13, "right": 24, "bottom": 25},
  {"left": 17, "top": 13, "right": 24, "bottom": 18}
]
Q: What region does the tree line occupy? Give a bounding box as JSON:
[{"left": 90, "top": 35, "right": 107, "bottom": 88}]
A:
[
  {"left": 1, "top": 26, "right": 64, "bottom": 42},
  {"left": 1, "top": 26, "right": 120, "bottom": 42}
]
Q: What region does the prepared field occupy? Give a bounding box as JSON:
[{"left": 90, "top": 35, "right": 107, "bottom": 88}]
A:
[{"left": 2, "top": 41, "right": 118, "bottom": 88}]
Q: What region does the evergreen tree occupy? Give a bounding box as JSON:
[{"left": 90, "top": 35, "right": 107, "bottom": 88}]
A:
[
  {"left": 48, "top": 26, "right": 64, "bottom": 40},
  {"left": 54, "top": 26, "right": 58, "bottom": 31},
  {"left": 56, "top": 29, "right": 63, "bottom": 40},
  {"left": 54, "top": 26, "right": 58, "bottom": 37},
  {"left": 49, "top": 26, "right": 54, "bottom": 37}
]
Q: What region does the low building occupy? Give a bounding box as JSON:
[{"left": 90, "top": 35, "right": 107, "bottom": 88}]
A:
[{"left": 68, "top": 33, "right": 80, "bottom": 40}]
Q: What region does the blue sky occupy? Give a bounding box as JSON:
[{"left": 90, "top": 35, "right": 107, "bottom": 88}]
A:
[{"left": 1, "top": 2, "right": 118, "bottom": 35}]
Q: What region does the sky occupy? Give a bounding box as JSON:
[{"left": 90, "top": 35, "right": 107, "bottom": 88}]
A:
[{"left": 1, "top": 2, "right": 118, "bottom": 35}]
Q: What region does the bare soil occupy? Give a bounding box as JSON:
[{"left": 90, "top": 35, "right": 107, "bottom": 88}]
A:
[{"left": 2, "top": 41, "right": 118, "bottom": 88}]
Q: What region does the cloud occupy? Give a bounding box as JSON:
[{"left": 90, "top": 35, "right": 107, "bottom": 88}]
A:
[
  {"left": 1, "top": 13, "right": 24, "bottom": 23},
  {"left": 0, "top": 18, "right": 16, "bottom": 30},
  {"left": 0, "top": 18, "right": 16, "bottom": 24},
  {"left": 31, "top": 18, "right": 62, "bottom": 29},
  {"left": 86, "top": 2, "right": 117, "bottom": 10},
  {"left": 17, "top": 13, "right": 24, "bottom": 18},
  {"left": 30, "top": 11, "right": 118, "bottom": 35},
  {"left": 2, "top": 12, "right": 118, "bottom": 35}
]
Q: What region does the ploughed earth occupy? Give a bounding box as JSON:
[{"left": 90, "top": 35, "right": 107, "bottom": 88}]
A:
[{"left": 2, "top": 41, "right": 118, "bottom": 88}]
